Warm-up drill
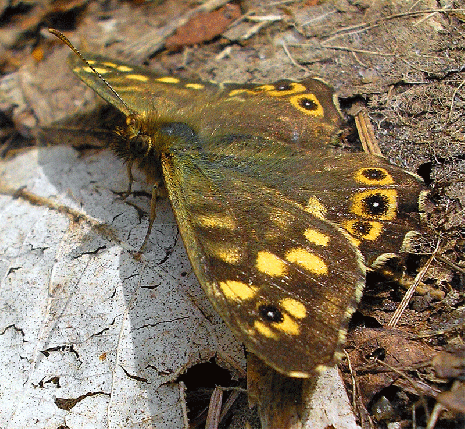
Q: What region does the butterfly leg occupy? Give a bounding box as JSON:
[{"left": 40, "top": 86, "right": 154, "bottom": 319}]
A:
[
  {"left": 114, "top": 161, "right": 135, "bottom": 200},
  {"left": 122, "top": 162, "right": 134, "bottom": 199},
  {"left": 120, "top": 160, "right": 167, "bottom": 253},
  {"left": 138, "top": 179, "right": 167, "bottom": 252}
]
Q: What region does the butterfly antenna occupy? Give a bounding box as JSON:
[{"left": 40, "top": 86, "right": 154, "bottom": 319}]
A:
[{"left": 48, "top": 29, "right": 134, "bottom": 115}]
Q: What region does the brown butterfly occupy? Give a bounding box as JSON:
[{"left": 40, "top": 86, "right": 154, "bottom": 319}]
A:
[{"left": 50, "top": 29, "right": 426, "bottom": 379}]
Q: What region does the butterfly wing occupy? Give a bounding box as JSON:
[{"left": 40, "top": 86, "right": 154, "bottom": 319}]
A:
[
  {"left": 69, "top": 54, "right": 343, "bottom": 151},
  {"left": 208, "top": 142, "right": 426, "bottom": 266},
  {"left": 160, "top": 134, "right": 366, "bottom": 377}
]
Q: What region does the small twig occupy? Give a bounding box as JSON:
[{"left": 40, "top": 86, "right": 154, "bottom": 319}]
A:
[
  {"left": 351, "top": 50, "right": 368, "bottom": 68},
  {"left": 268, "top": 0, "right": 299, "bottom": 5},
  {"left": 426, "top": 399, "right": 444, "bottom": 429},
  {"left": 179, "top": 381, "right": 189, "bottom": 429},
  {"left": 344, "top": 349, "right": 357, "bottom": 414},
  {"left": 323, "top": 8, "right": 464, "bottom": 43},
  {"left": 355, "top": 111, "right": 382, "bottom": 156},
  {"left": 413, "top": 7, "right": 443, "bottom": 27},
  {"left": 218, "top": 389, "right": 241, "bottom": 422},
  {"left": 373, "top": 359, "right": 441, "bottom": 399},
  {"left": 435, "top": 254, "right": 465, "bottom": 275},
  {"left": 246, "top": 15, "right": 283, "bottom": 22},
  {"left": 241, "top": 21, "right": 271, "bottom": 41},
  {"left": 281, "top": 41, "right": 309, "bottom": 72},
  {"left": 300, "top": 10, "right": 338, "bottom": 27},
  {"left": 447, "top": 79, "right": 465, "bottom": 123},
  {"left": 205, "top": 387, "right": 223, "bottom": 429},
  {"left": 408, "top": 0, "right": 424, "bottom": 12},
  {"left": 319, "top": 45, "right": 396, "bottom": 57},
  {"left": 388, "top": 240, "right": 440, "bottom": 328}
]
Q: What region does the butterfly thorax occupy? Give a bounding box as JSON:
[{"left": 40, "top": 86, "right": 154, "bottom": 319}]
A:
[{"left": 112, "top": 109, "right": 205, "bottom": 185}]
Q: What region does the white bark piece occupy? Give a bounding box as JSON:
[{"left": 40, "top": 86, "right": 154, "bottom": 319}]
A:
[
  {"left": 0, "top": 146, "right": 245, "bottom": 429},
  {"left": 304, "top": 367, "right": 361, "bottom": 429}
]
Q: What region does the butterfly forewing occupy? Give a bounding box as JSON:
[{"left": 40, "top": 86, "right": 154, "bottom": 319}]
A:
[{"left": 69, "top": 53, "right": 344, "bottom": 151}]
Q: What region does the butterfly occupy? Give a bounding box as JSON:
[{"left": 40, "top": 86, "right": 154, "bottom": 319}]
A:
[{"left": 50, "top": 29, "right": 427, "bottom": 379}]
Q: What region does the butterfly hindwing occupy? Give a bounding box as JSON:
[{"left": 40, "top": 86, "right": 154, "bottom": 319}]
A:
[{"left": 158, "top": 130, "right": 426, "bottom": 267}]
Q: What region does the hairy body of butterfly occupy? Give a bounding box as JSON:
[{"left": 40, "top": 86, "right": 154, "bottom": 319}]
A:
[{"left": 66, "top": 51, "right": 427, "bottom": 378}]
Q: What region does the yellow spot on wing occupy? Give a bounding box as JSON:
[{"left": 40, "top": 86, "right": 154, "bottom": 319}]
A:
[
  {"left": 256, "top": 251, "right": 287, "bottom": 277},
  {"left": 81, "top": 66, "right": 110, "bottom": 74},
  {"left": 277, "top": 314, "right": 300, "bottom": 335},
  {"left": 228, "top": 88, "right": 255, "bottom": 96},
  {"left": 102, "top": 61, "right": 117, "bottom": 68},
  {"left": 197, "top": 213, "right": 235, "bottom": 229},
  {"left": 254, "top": 84, "right": 275, "bottom": 92},
  {"left": 117, "top": 65, "right": 133, "bottom": 72},
  {"left": 126, "top": 74, "right": 149, "bottom": 82},
  {"left": 305, "top": 197, "right": 327, "bottom": 219},
  {"left": 156, "top": 76, "right": 180, "bottom": 84},
  {"left": 280, "top": 298, "right": 306, "bottom": 319},
  {"left": 112, "top": 85, "right": 140, "bottom": 92},
  {"left": 304, "top": 228, "right": 330, "bottom": 246},
  {"left": 254, "top": 321, "right": 279, "bottom": 339},
  {"left": 94, "top": 67, "right": 111, "bottom": 74},
  {"left": 185, "top": 83, "right": 205, "bottom": 90},
  {"left": 285, "top": 248, "right": 328, "bottom": 275},
  {"left": 219, "top": 280, "right": 258, "bottom": 301},
  {"left": 255, "top": 314, "right": 300, "bottom": 337},
  {"left": 211, "top": 245, "right": 242, "bottom": 264}
]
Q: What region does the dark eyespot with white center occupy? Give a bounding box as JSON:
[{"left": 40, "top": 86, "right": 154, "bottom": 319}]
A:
[
  {"left": 276, "top": 82, "right": 293, "bottom": 91},
  {"left": 298, "top": 97, "right": 318, "bottom": 111},
  {"left": 259, "top": 304, "right": 284, "bottom": 323},
  {"left": 362, "top": 168, "right": 387, "bottom": 181},
  {"left": 352, "top": 221, "right": 373, "bottom": 237},
  {"left": 362, "top": 193, "right": 389, "bottom": 216}
]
